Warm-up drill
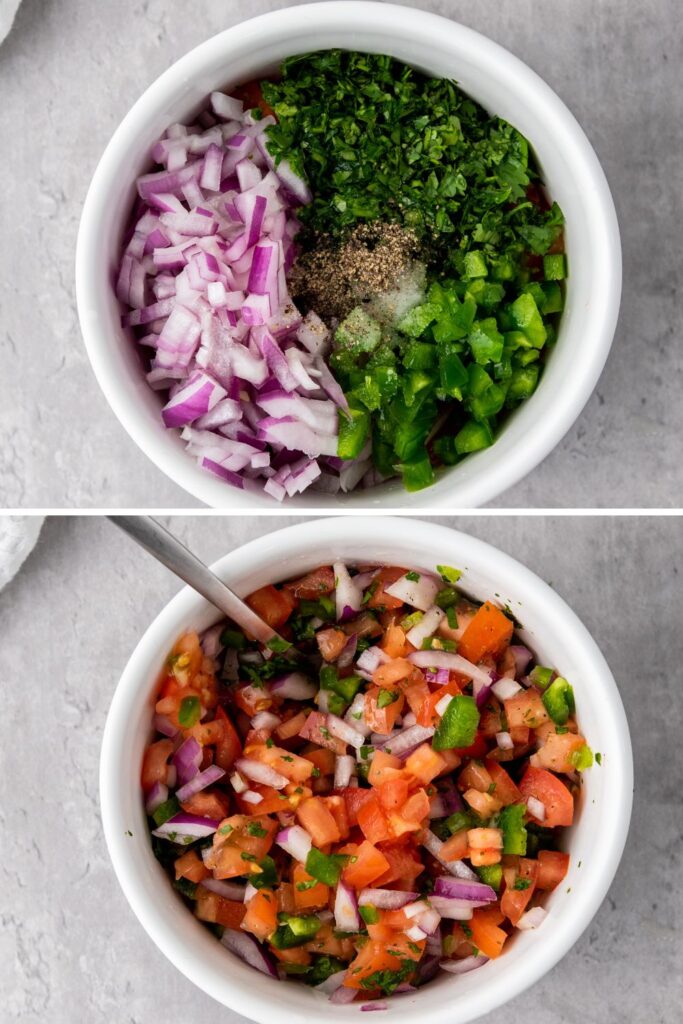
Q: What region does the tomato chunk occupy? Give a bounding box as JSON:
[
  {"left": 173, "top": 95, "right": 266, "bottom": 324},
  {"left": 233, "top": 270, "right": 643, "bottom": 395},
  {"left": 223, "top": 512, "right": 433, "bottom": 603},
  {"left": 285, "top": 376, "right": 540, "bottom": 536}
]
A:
[{"left": 519, "top": 766, "right": 574, "bottom": 827}]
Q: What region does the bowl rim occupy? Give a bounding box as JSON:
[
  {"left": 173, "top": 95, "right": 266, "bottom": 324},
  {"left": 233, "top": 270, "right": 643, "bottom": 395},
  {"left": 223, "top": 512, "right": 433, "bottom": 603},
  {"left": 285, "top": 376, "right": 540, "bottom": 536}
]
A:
[
  {"left": 100, "top": 516, "right": 633, "bottom": 1024},
  {"left": 76, "top": 1, "right": 622, "bottom": 509}
]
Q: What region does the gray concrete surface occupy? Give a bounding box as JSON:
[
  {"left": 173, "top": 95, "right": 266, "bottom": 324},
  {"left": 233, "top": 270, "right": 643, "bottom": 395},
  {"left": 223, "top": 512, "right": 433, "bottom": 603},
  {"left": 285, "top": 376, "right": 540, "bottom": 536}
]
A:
[
  {"left": 2, "top": 514, "right": 681, "bottom": 1021},
  {"left": 0, "top": 0, "right": 681, "bottom": 508}
]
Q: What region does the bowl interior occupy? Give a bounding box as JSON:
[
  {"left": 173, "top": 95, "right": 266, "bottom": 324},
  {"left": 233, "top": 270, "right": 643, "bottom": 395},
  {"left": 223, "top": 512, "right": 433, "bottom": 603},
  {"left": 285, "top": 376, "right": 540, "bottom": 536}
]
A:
[
  {"left": 77, "top": 3, "right": 620, "bottom": 508},
  {"left": 101, "top": 518, "right": 632, "bottom": 1024}
]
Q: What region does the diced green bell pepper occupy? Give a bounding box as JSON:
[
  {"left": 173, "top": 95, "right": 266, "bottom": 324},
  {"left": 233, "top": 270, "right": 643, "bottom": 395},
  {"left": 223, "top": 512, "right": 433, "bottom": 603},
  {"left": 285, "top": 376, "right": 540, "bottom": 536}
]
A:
[
  {"left": 542, "top": 676, "right": 575, "bottom": 725},
  {"left": 338, "top": 405, "right": 370, "bottom": 459},
  {"left": 498, "top": 803, "right": 528, "bottom": 855},
  {"left": 432, "top": 695, "right": 480, "bottom": 750},
  {"left": 476, "top": 863, "right": 503, "bottom": 891},
  {"left": 543, "top": 253, "right": 567, "bottom": 280},
  {"left": 454, "top": 419, "right": 494, "bottom": 455},
  {"left": 305, "top": 847, "right": 349, "bottom": 886},
  {"left": 510, "top": 291, "right": 547, "bottom": 348}
]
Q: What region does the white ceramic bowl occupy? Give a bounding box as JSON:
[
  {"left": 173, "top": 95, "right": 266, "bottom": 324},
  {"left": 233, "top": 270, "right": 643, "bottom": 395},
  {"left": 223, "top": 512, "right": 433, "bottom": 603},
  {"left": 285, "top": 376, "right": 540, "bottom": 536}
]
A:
[
  {"left": 100, "top": 517, "right": 632, "bottom": 1024},
  {"left": 76, "top": 2, "right": 621, "bottom": 509}
]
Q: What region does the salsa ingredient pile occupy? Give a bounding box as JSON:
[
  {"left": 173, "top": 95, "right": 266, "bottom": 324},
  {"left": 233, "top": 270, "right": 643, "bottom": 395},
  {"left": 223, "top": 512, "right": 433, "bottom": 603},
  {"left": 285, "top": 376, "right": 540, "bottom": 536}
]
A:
[
  {"left": 142, "top": 562, "right": 593, "bottom": 1004},
  {"left": 117, "top": 52, "right": 566, "bottom": 500}
]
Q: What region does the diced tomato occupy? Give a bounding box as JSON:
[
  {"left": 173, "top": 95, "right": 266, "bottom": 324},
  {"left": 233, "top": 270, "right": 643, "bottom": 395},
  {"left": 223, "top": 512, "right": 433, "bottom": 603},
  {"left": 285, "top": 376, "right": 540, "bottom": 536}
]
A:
[
  {"left": 341, "top": 840, "right": 390, "bottom": 889},
  {"left": 324, "top": 794, "right": 350, "bottom": 840},
  {"left": 536, "top": 849, "right": 570, "bottom": 891},
  {"left": 141, "top": 738, "right": 173, "bottom": 791},
  {"left": 292, "top": 863, "right": 330, "bottom": 910},
  {"left": 306, "top": 921, "right": 355, "bottom": 959},
  {"left": 271, "top": 945, "right": 311, "bottom": 966},
  {"left": 365, "top": 686, "right": 405, "bottom": 734},
  {"left": 373, "top": 844, "right": 424, "bottom": 887},
  {"left": 439, "top": 829, "right": 469, "bottom": 861},
  {"left": 277, "top": 882, "right": 296, "bottom": 914},
  {"left": 231, "top": 79, "right": 276, "bottom": 118},
  {"left": 372, "top": 658, "right": 414, "bottom": 688},
  {"left": 453, "top": 731, "right": 490, "bottom": 759},
  {"left": 296, "top": 796, "right": 341, "bottom": 846},
  {"left": 357, "top": 793, "right": 391, "bottom": 844},
  {"left": 174, "top": 849, "right": 211, "bottom": 883},
  {"left": 484, "top": 760, "right": 523, "bottom": 806},
  {"left": 458, "top": 760, "right": 493, "bottom": 793},
  {"left": 298, "top": 710, "right": 347, "bottom": 754},
  {"left": 404, "top": 676, "right": 432, "bottom": 719},
  {"left": 234, "top": 684, "right": 272, "bottom": 717},
  {"left": 283, "top": 565, "right": 335, "bottom": 599},
  {"left": 532, "top": 731, "right": 586, "bottom": 773},
  {"left": 458, "top": 602, "right": 513, "bottom": 663},
  {"left": 381, "top": 623, "right": 409, "bottom": 659},
  {"left": 405, "top": 744, "right": 447, "bottom": 785},
  {"left": 180, "top": 788, "right": 230, "bottom": 821},
  {"left": 316, "top": 627, "right": 348, "bottom": 662},
  {"left": 242, "top": 888, "right": 278, "bottom": 940},
  {"left": 246, "top": 584, "right": 296, "bottom": 629},
  {"left": 368, "top": 749, "right": 402, "bottom": 787},
  {"left": 344, "top": 936, "right": 422, "bottom": 988},
  {"left": 416, "top": 680, "right": 462, "bottom": 728},
  {"left": 519, "top": 767, "right": 574, "bottom": 827},
  {"left": 463, "top": 788, "right": 503, "bottom": 817},
  {"left": 213, "top": 706, "right": 243, "bottom": 771},
  {"left": 245, "top": 742, "right": 314, "bottom": 783},
  {"left": 398, "top": 788, "right": 430, "bottom": 826},
  {"left": 236, "top": 785, "right": 289, "bottom": 816},
  {"left": 195, "top": 890, "right": 246, "bottom": 930},
  {"left": 340, "top": 786, "right": 375, "bottom": 827},
  {"left": 469, "top": 908, "right": 508, "bottom": 959},
  {"left": 274, "top": 710, "right": 308, "bottom": 741},
  {"left": 366, "top": 567, "right": 409, "bottom": 611},
  {"left": 504, "top": 690, "right": 549, "bottom": 730},
  {"left": 302, "top": 746, "right": 336, "bottom": 776},
  {"left": 377, "top": 775, "right": 413, "bottom": 812},
  {"left": 501, "top": 858, "right": 538, "bottom": 925}
]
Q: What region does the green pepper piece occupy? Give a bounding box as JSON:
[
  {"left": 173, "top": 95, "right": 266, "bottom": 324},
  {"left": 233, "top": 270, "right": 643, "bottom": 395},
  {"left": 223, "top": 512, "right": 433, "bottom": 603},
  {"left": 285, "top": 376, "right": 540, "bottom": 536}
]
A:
[
  {"left": 542, "top": 676, "right": 575, "bottom": 725},
  {"left": 249, "top": 855, "right": 278, "bottom": 889},
  {"left": 476, "top": 864, "right": 503, "bottom": 891},
  {"left": 359, "top": 905, "right": 380, "bottom": 925},
  {"left": 499, "top": 803, "right": 528, "bottom": 855},
  {"left": 305, "top": 847, "right": 349, "bottom": 886},
  {"left": 338, "top": 405, "right": 370, "bottom": 460},
  {"left": 432, "top": 696, "right": 480, "bottom": 750},
  {"left": 178, "top": 695, "right": 201, "bottom": 728},
  {"left": 445, "top": 810, "right": 475, "bottom": 835},
  {"left": 220, "top": 628, "right": 247, "bottom": 649},
  {"left": 528, "top": 665, "right": 554, "bottom": 690},
  {"left": 152, "top": 796, "right": 180, "bottom": 827},
  {"left": 397, "top": 301, "right": 439, "bottom": 338},
  {"left": 507, "top": 365, "right": 539, "bottom": 403},
  {"left": 570, "top": 744, "right": 594, "bottom": 771},
  {"left": 399, "top": 455, "right": 435, "bottom": 492},
  {"left": 543, "top": 253, "right": 567, "bottom": 280},
  {"left": 454, "top": 419, "right": 494, "bottom": 455},
  {"left": 468, "top": 318, "right": 504, "bottom": 365},
  {"left": 510, "top": 292, "right": 547, "bottom": 349},
  {"left": 463, "top": 250, "right": 488, "bottom": 279}
]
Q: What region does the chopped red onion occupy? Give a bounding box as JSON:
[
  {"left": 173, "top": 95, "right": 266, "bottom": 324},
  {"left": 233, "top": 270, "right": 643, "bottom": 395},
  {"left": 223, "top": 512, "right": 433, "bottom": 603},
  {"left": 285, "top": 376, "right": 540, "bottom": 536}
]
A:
[
  {"left": 517, "top": 906, "right": 548, "bottom": 930},
  {"left": 200, "top": 878, "right": 247, "bottom": 901},
  {"left": 427, "top": 897, "right": 474, "bottom": 921},
  {"left": 152, "top": 713, "right": 178, "bottom": 738},
  {"left": 526, "top": 796, "right": 546, "bottom": 821},
  {"left": 152, "top": 812, "right": 219, "bottom": 844},
  {"left": 235, "top": 757, "right": 288, "bottom": 789},
  {"left": 360, "top": 1003, "right": 388, "bottom": 1011},
  {"left": 496, "top": 730, "right": 514, "bottom": 750},
  {"left": 491, "top": 677, "right": 523, "bottom": 701},
  {"left": 275, "top": 825, "right": 312, "bottom": 862},
  {"left": 330, "top": 986, "right": 357, "bottom": 1005},
  {"left": 439, "top": 955, "right": 489, "bottom": 974},
  {"left": 315, "top": 970, "right": 347, "bottom": 995},
  {"left": 242, "top": 790, "right": 263, "bottom": 805},
  {"left": 175, "top": 763, "right": 226, "bottom": 802},
  {"left": 337, "top": 633, "right": 358, "bottom": 670},
  {"left": 334, "top": 562, "right": 362, "bottom": 621},
  {"left": 221, "top": 928, "right": 278, "bottom": 977},
  {"left": 434, "top": 876, "right": 497, "bottom": 903},
  {"left": 334, "top": 880, "right": 361, "bottom": 932},
  {"left": 406, "top": 605, "right": 445, "bottom": 648},
  {"left": 358, "top": 889, "right": 417, "bottom": 910},
  {"left": 269, "top": 672, "right": 317, "bottom": 701},
  {"left": 172, "top": 736, "right": 202, "bottom": 786},
  {"left": 510, "top": 645, "right": 533, "bottom": 678},
  {"left": 334, "top": 754, "right": 356, "bottom": 789},
  {"left": 408, "top": 651, "right": 492, "bottom": 687},
  {"left": 229, "top": 770, "right": 248, "bottom": 794},
  {"left": 327, "top": 713, "right": 365, "bottom": 749},
  {"left": 385, "top": 572, "right": 440, "bottom": 611},
  {"left": 250, "top": 710, "right": 281, "bottom": 731},
  {"left": 381, "top": 723, "right": 435, "bottom": 758},
  {"left": 145, "top": 780, "right": 168, "bottom": 815}
]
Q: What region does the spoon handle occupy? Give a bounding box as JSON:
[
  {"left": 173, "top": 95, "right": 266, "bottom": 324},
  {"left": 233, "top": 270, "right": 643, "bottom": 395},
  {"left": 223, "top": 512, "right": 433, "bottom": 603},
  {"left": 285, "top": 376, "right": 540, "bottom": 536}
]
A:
[{"left": 108, "top": 516, "right": 282, "bottom": 648}]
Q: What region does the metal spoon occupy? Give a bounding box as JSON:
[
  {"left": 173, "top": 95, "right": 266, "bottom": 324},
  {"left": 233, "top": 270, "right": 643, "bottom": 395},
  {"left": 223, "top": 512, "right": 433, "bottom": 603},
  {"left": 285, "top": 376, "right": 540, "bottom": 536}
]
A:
[{"left": 107, "top": 515, "right": 285, "bottom": 649}]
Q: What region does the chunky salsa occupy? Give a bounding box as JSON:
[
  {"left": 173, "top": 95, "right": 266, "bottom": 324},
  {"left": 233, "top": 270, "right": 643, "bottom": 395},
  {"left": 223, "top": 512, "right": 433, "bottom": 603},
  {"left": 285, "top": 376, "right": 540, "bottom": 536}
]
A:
[{"left": 142, "top": 562, "right": 591, "bottom": 1003}]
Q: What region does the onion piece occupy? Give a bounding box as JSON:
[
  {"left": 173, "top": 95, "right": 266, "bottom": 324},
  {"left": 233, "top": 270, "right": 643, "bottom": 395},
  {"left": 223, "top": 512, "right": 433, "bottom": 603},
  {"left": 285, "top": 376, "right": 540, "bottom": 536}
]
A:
[
  {"left": 229, "top": 771, "right": 248, "bottom": 794},
  {"left": 269, "top": 672, "right": 317, "bottom": 701},
  {"left": 175, "top": 763, "right": 226, "bottom": 802},
  {"left": 315, "top": 970, "right": 347, "bottom": 995},
  {"left": 153, "top": 713, "right": 179, "bottom": 738},
  {"left": 385, "top": 572, "right": 440, "bottom": 611},
  {"left": 250, "top": 710, "right": 281, "bottom": 731},
  {"left": 235, "top": 757, "right": 288, "bottom": 789},
  {"left": 491, "top": 677, "right": 522, "bottom": 701},
  {"left": 421, "top": 832, "right": 478, "bottom": 880},
  {"left": 517, "top": 906, "right": 548, "bottom": 930},
  {"left": 172, "top": 736, "right": 202, "bottom": 786},
  {"left": 334, "top": 562, "right": 362, "bottom": 621},
  {"left": 434, "top": 876, "right": 497, "bottom": 903},
  {"left": 145, "top": 781, "right": 168, "bottom": 815},
  {"left": 526, "top": 796, "right": 546, "bottom": 821},
  {"left": 327, "top": 713, "right": 365, "bottom": 749},
  {"left": 221, "top": 928, "right": 278, "bottom": 977},
  {"left": 242, "top": 790, "right": 263, "bottom": 805},
  {"left": 440, "top": 955, "right": 489, "bottom": 975},
  {"left": 334, "top": 880, "right": 361, "bottom": 932},
  {"left": 406, "top": 605, "right": 445, "bottom": 648},
  {"left": 358, "top": 889, "right": 417, "bottom": 910},
  {"left": 427, "top": 896, "right": 474, "bottom": 920},
  {"left": 334, "top": 754, "right": 356, "bottom": 789},
  {"left": 200, "top": 878, "right": 247, "bottom": 900},
  {"left": 360, "top": 1003, "right": 388, "bottom": 1012},
  {"left": 379, "top": 724, "right": 435, "bottom": 758},
  {"left": 276, "top": 825, "right": 312, "bottom": 862},
  {"left": 330, "top": 986, "right": 357, "bottom": 1005},
  {"left": 408, "top": 651, "right": 492, "bottom": 687},
  {"left": 495, "top": 730, "right": 514, "bottom": 750},
  {"left": 152, "top": 812, "right": 219, "bottom": 843}
]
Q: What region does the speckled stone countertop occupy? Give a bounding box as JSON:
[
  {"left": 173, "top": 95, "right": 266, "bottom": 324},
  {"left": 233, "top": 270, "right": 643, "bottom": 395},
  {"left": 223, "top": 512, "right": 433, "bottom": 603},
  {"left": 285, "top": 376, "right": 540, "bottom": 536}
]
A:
[
  {"left": 0, "top": 0, "right": 681, "bottom": 507},
  {"left": 2, "top": 514, "right": 681, "bottom": 1021}
]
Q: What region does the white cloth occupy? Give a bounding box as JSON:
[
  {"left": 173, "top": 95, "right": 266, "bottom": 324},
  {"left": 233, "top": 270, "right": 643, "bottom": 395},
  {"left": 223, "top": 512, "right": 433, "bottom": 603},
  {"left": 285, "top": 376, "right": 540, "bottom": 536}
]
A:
[
  {"left": 0, "top": 517, "right": 43, "bottom": 591},
  {"left": 0, "top": 0, "right": 22, "bottom": 46}
]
